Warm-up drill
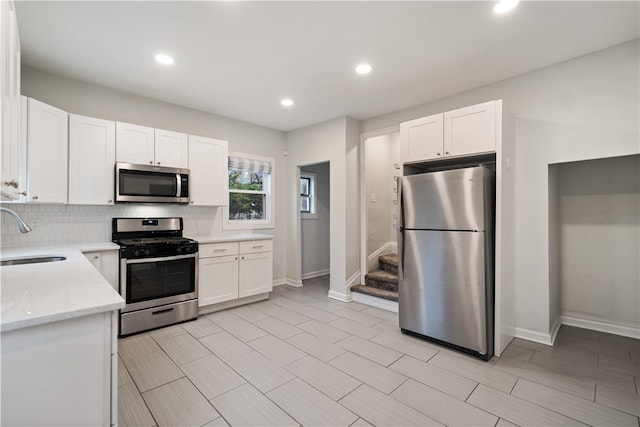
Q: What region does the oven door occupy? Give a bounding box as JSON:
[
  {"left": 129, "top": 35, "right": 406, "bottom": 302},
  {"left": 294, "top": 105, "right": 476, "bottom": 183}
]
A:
[{"left": 120, "top": 253, "right": 198, "bottom": 313}]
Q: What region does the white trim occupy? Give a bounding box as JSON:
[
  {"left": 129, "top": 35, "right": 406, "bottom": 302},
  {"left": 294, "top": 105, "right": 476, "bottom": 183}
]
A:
[
  {"left": 301, "top": 269, "right": 330, "bottom": 280},
  {"left": 560, "top": 312, "right": 640, "bottom": 339},
  {"left": 352, "top": 292, "right": 399, "bottom": 313},
  {"left": 346, "top": 270, "right": 361, "bottom": 289},
  {"left": 549, "top": 317, "right": 562, "bottom": 345},
  {"left": 283, "top": 278, "right": 303, "bottom": 288},
  {"left": 328, "top": 290, "right": 352, "bottom": 302},
  {"left": 367, "top": 242, "right": 396, "bottom": 273},
  {"left": 514, "top": 327, "right": 554, "bottom": 346}
]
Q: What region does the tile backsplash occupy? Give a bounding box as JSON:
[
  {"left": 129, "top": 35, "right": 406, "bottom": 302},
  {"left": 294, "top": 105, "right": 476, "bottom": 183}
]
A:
[{"left": 0, "top": 203, "right": 224, "bottom": 248}]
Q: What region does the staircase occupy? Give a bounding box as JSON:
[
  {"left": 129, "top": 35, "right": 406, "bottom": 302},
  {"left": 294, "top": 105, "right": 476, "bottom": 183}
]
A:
[{"left": 351, "top": 253, "right": 399, "bottom": 302}]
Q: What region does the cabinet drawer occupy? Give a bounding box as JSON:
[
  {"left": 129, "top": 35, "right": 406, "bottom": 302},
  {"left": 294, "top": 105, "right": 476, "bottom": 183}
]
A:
[
  {"left": 239, "top": 240, "right": 273, "bottom": 254},
  {"left": 199, "top": 242, "right": 238, "bottom": 258}
]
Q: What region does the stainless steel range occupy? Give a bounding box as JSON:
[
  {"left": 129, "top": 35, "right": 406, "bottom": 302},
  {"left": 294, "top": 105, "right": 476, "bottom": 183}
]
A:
[{"left": 112, "top": 217, "right": 199, "bottom": 336}]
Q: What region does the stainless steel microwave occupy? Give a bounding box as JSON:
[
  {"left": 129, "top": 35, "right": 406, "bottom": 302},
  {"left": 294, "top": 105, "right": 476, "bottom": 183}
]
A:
[{"left": 115, "top": 162, "right": 190, "bottom": 204}]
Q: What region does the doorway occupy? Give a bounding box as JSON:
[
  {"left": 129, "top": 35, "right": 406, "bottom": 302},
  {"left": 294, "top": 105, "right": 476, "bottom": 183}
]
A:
[{"left": 300, "top": 162, "right": 330, "bottom": 291}]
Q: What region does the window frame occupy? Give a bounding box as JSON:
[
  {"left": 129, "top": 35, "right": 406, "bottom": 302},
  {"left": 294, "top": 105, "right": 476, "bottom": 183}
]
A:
[
  {"left": 223, "top": 152, "right": 275, "bottom": 230},
  {"left": 300, "top": 172, "right": 318, "bottom": 220}
]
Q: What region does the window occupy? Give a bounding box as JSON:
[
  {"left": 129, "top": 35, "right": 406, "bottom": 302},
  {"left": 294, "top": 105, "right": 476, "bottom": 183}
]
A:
[
  {"left": 224, "top": 153, "right": 275, "bottom": 229},
  {"left": 300, "top": 172, "right": 317, "bottom": 219}
]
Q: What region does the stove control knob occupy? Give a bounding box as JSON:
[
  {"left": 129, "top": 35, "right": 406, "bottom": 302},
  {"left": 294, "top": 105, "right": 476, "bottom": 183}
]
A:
[
  {"left": 144, "top": 249, "right": 151, "bottom": 256},
  {"left": 184, "top": 246, "right": 191, "bottom": 253},
  {"left": 176, "top": 247, "right": 182, "bottom": 254},
  {"left": 133, "top": 250, "right": 140, "bottom": 257}
]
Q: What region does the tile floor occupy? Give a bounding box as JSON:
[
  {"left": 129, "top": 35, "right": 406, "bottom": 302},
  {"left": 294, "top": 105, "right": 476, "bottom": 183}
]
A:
[{"left": 118, "top": 276, "right": 640, "bottom": 427}]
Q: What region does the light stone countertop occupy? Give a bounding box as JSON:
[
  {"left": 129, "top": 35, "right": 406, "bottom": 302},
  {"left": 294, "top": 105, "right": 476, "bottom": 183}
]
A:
[
  {"left": 189, "top": 233, "right": 274, "bottom": 244},
  {"left": 1, "top": 244, "right": 124, "bottom": 333}
]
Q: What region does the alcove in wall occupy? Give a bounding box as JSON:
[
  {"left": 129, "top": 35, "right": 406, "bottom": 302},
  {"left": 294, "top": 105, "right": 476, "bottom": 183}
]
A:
[{"left": 548, "top": 154, "right": 639, "bottom": 338}]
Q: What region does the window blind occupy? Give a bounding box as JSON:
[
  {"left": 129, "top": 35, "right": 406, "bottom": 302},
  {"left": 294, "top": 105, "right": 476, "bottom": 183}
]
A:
[{"left": 228, "top": 156, "right": 272, "bottom": 174}]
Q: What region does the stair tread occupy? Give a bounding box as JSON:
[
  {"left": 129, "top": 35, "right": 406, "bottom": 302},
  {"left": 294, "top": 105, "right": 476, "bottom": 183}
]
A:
[
  {"left": 351, "top": 284, "right": 398, "bottom": 302},
  {"left": 379, "top": 253, "right": 398, "bottom": 267},
  {"left": 365, "top": 269, "right": 398, "bottom": 284}
]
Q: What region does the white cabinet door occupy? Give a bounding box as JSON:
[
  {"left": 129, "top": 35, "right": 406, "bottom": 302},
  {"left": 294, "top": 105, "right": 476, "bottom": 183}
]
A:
[
  {"left": 400, "top": 113, "right": 444, "bottom": 163},
  {"left": 116, "top": 122, "right": 154, "bottom": 165},
  {"left": 199, "top": 254, "right": 238, "bottom": 306},
  {"left": 69, "top": 115, "right": 115, "bottom": 205},
  {"left": 1, "top": 0, "right": 22, "bottom": 200},
  {"left": 26, "top": 97, "right": 68, "bottom": 203},
  {"left": 154, "top": 129, "right": 188, "bottom": 168},
  {"left": 238, "top": 251, "right": 273, "bottom": 298},
  {"left": 444, "top": 100, "right": 496, "bottom": 158},
  {"left": 188, "top": 135, "right": 228, "bottom": 206}
]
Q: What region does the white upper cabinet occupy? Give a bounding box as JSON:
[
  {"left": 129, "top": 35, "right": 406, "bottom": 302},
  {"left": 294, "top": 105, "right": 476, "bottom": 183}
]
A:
[
  {"left": 116, "top": 122, "right": 188, "bottom": 169},
  {"left": 26, "top": 97, "right": 68, "bottom": 203},
  {"left": 1, "top": 0, "right": 22, "bottom": 200},
  {"left": 188, "top": 135, "right": 228, "bottom": 206},
  {"left": 155, "top": 129, "right": 188, "bottom": 168},
  {"left": 400, "top": 100, "right": 498, "bottom": 164},
  {"left": 115, "top": 122, "right": 155, "bottom": 165},
  {"left": 400, "top": 113, "right": 444, "bottom": 163},
  {"left": 444, "top": 100, "right": 496, "bottom": 158},
  {"left": 68, "top": 114, "right": 116, "bottom": 205}
]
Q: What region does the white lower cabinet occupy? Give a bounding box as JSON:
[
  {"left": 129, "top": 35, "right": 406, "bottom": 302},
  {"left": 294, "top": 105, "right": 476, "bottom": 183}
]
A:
[
  {"left": 198, "top": 239, "right": 273, "bottom": 309},
  {"left": 1, "top": 311, "right": 117, "bottom": 426}
]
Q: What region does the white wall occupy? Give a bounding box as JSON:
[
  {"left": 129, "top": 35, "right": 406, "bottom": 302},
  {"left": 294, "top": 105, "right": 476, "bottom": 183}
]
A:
[
  {"left": 285, "top": 117, "right": 360, "bottom": 299},
  {"left": 365, "top": 132, "right": 399, "bottom": 266},
  {"left": 556, "top": 155, "right": 640, "bottom": 335},
  {"left": 300, "top": 162, "right": 330, "bottom": 278},
  {"left": 362, "top": 40, "right": 640, "bottom": 340},
  {"left": 6, "top": 66, "right": 288, "bottom": 282}
]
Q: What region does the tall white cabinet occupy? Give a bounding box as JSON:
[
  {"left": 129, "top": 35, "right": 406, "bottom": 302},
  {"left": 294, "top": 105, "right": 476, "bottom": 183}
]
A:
[
  {"left": 188, "top": 135, "right": 228, "bottom": 206},
  {"left": 1, "top": 0, "right": 22, "bottom": 200},
  {"left": 25, "top": 97, "right": 69, "bottom": 203},
  {"left": 68, "top": 114, "right": 116, "bottom": 205}
]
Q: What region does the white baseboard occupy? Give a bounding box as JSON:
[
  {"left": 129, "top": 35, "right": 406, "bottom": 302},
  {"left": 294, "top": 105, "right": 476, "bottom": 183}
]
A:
[
  {"left": 301, "top": 269, "right": 330, "bottom": 280},
  {"left": 199, "top": 293, "right": 269, "bottom": 315},
  {"left": 274, "top": 278, "right": 302, "bottom": 288},
  {"left": 515, "top": 327, "right": 554, "bottom": 346},
  {"left": 560, "top": 312, "right": 640, "bottom": 339},
  {"left": 549, "top": 317, "right": 562, "bottom": 345},
  {"left": 328, "top": 290, "right": 352, "bottom": 302},
  {"left": 352, "top": 292, "right": 398, "bottom": 313}
]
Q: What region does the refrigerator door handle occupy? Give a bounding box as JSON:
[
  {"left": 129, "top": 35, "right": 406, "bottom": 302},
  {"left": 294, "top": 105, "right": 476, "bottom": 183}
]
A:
[{"left": 397, "top": 177, "right": 404, "bottom": 281}]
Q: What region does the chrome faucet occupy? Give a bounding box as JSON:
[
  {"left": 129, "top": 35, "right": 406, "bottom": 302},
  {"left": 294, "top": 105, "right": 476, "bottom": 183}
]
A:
[{"left": 0, "top": 207, "right": 32, "bottom": 233}]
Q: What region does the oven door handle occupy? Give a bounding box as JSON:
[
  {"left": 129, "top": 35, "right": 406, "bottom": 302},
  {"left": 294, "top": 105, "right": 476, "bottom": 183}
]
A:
[{"left": 124, "top": 253, "right": 197, "bottom": 264}]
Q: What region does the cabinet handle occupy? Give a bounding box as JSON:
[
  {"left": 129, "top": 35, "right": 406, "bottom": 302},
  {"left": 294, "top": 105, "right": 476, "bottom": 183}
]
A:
[
  {"left": 235, "top": 257, "right": 238, "bottom": 260},
  {"left": 157, "top": 162, "right": 161, "bottom": 165},
  {"left": 3, "top": 180, "right": 18, "bottom": 188},
  {"left": 445, "top": 151, "right": 450, "bottom": 155},
  {"left": 436, "top": 152, "right": 441, "bottom": 156},
  {"left": 32, "top": 195, "right": 39, "bottom": 200},
  {"left": 190, "top": 201, "right": 194, "bottom": 204},
  {"left": 18, "top": 191, "right": 26, "bottom": 196},
  {"left": 149, "top": 161, "right": 153, "bottom": 164},
  {"left": 241, "top": 256, "right": 245, "bottom": 260},
  {"left": 214, "top": 249, "right": 227, "bottom": 253},
  {"left": 252, "top": 245, "right": 263, "bottom": 249},
  {"left": 108, "top": 199, "right": 113, "bottom": 204}
]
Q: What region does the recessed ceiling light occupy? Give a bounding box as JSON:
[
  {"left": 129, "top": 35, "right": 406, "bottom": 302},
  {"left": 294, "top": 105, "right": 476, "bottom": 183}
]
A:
[
  {"left": 355, "top": 64, "right": 372, "bottom": 75},
  {"left": 281, "top": 98, "right": 294, "bottom": 107},
  {"left": 493, "top": 0, "right": 519, "bottom": 14},
  {"left": 155, "top": 54, "right": 174, "bottom": 65}
]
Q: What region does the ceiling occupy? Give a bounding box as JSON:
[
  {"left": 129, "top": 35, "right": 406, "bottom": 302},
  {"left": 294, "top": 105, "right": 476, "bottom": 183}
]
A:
[{"left": 15, "top": 1, "right": 639, "bottom": 132}]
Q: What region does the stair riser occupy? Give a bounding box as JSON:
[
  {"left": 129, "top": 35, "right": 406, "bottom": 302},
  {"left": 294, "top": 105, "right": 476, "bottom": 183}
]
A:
[
  {"left": 380, "top": 263, "right": 398, "bottom": 275},
  {"left": 364, "top": 278, "right": 398, "bottom": 292}
]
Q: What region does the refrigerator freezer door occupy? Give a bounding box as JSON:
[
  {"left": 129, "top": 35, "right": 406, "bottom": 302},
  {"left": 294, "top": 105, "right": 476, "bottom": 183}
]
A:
[
  {"left": 399, "top": 229, "right": 488, "bottom": 355},
  {"left": 401, "top": 166, "right": 488, "bottom": 231}
]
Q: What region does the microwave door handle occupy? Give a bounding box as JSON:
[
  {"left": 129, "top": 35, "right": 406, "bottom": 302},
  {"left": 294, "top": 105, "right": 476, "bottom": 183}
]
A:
[{"left": 176, "top": 174, "right": 181, "bottom": 197}]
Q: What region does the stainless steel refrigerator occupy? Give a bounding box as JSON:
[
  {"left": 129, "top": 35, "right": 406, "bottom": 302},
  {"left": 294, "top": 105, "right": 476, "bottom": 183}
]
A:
[{"left": 398, "top": 165, "right": 495, "bottom": 360}]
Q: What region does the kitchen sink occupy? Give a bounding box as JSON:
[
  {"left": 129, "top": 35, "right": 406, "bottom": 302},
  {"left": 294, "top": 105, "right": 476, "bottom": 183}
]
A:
[{"left": 0, "top": 255, "right": 67, "bottom": 266}]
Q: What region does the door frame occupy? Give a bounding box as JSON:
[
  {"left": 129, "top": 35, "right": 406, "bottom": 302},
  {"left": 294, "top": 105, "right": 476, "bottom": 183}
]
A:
[{"left": 358, "top": 126, "right": 400, "bottom": 286}]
